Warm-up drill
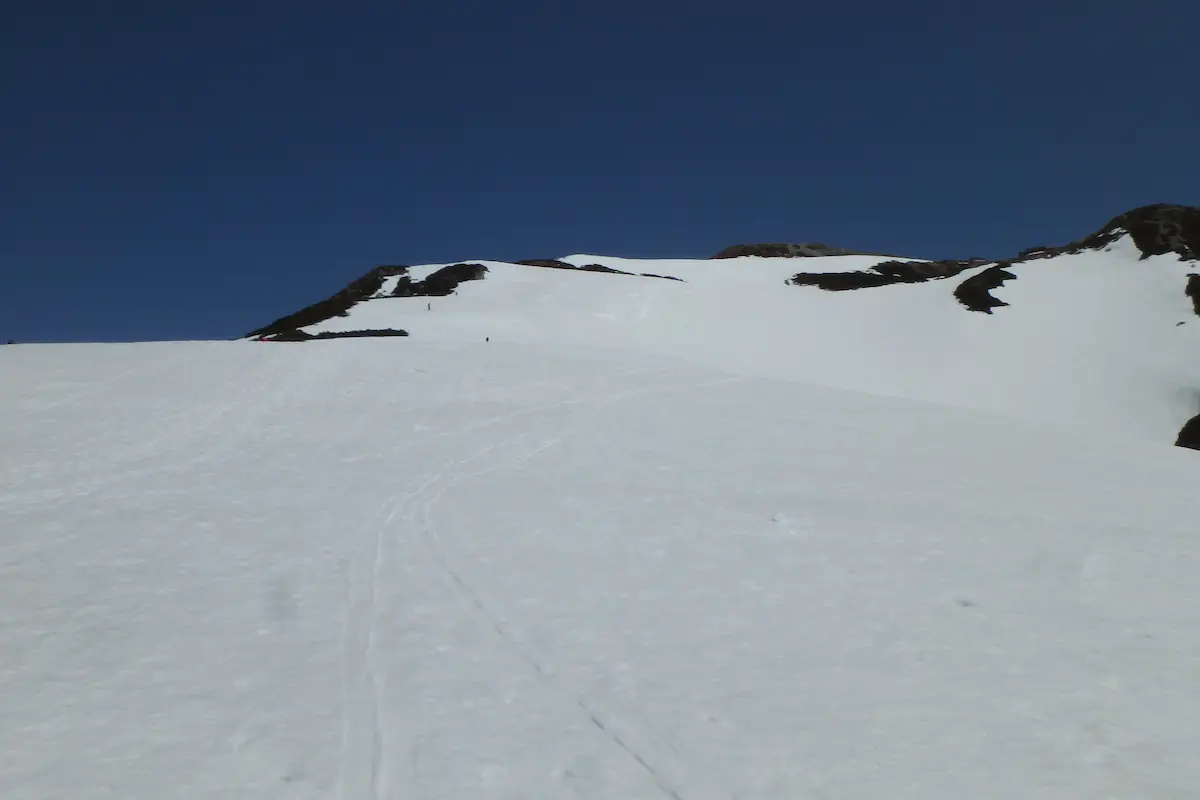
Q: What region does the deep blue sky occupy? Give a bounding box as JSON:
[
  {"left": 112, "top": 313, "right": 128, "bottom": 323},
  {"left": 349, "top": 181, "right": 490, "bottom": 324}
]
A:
[{"left": 3, "top": 0, "right": 1196, "bottom": 341}]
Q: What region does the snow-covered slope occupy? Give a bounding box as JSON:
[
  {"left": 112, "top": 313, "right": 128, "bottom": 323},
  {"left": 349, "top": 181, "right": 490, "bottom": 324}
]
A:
[
  {"left": 251, "top": 205, "right": 1200, "bottom": 447},
  {"left": 5, "top": 205, "right": 1200, "bottom": 798},
  {"left": 3, "top": 340, "right": 1200, "bottom": 799}
]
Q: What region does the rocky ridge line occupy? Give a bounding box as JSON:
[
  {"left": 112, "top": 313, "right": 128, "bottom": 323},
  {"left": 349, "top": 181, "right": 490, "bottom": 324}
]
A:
[{"left": 782, "top": 204, "right": 1200, "bottom": 314}]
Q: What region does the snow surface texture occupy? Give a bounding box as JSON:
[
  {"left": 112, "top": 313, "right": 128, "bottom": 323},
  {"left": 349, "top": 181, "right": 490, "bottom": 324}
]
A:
[
  {"left": 291, "top": 235, "right": 1200, "bottom": 446},
  {"left": 3, "top": 340, "right": 1200, "bottom": 799}
]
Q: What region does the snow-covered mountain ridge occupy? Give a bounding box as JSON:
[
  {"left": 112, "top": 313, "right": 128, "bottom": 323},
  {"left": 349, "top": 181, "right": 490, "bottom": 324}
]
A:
[{"left": 248, "top": 204, "right": 1200, "bottom": 449}]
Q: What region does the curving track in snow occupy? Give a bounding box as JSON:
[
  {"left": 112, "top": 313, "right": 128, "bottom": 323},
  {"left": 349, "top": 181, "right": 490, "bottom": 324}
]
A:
[{"left": 3, "top": 340, "right": 1200, "bottom": 799}]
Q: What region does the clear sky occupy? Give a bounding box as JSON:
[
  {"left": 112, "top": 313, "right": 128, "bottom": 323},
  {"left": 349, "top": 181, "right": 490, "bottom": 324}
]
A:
[{"left": 3, "top": 0, "right": 1196, "bottom": 342}]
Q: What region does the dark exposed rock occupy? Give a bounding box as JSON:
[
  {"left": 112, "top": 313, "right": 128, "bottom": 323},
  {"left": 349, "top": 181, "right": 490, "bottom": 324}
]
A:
[
  {"left": 785, "top": 205, "right": 1200, "bottom": 317},
  {"left": 787, "top": 258, "right": 988, "bottom": 291},
  {"left": 1006, "top": 205, "right": 1200, "bottom": 263},
  {"left": 518, "top": 258, "right": 633, "bottom": 276},
  {"left": 320, "top": 328, "right": 409, "bottom": 339},
  {"left": 1187, "top": 274, "right": 1200, "bottom": 316},
  {"left": 391, "top": 276, "right": 416, "bottom": 297},
  {"left": 1086, "top": 204, "right": 1200, "bottom": 261},
  {"left": 516, "top": 258, "right": 631, "bottom": 275},
  {"left": 715, "top": 244, "right": 801, "bottom": 259},
  {"left": 247, "top": 265, "right": 411, "bottom": 339},
  {"left": 954, "top": 265, "right": 1018, "bottom": 313},
  {"left": 245, "top": 262, "right": 487, "bottom": 340},
  {"left": 515, "top": 259, "right": 682, "bottom": 281},
  {"left": 580, "top": 263, "right": 632, "bottom": 275},
  {"left": 392, "top": 263, "right": 489, "bottom": 297},
  {"left": 1176, "top": 415, "right": 1200, "bottom": 450},
  {"left": 264, "top": 328, "right": 410, "bottom": 342},
  {"left": 949, "top": 205, "right": 1200, "bottom": 318},
  {"left": 787, "top": 271, "right": 894, "bottom": 291},
  {"left": 263, "top": 330, "right": 313, "bottom": 342},
  {"left": 418, "top": 263, "right": 488, "bottom": 296},
  {"left": 515, "top": 258, "right": 579, "bottom": 270},
  {"left": 712, "top": 243, "right": 893, "bottom": 259}
]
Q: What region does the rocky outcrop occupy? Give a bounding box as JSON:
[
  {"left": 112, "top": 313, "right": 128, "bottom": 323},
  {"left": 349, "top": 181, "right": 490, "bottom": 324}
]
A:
[
  {"left": 954, "top": 265, "right": 1018, "bottom": 313},
  {"left": 946, "top": 205, "right": 1200, "bottom": 315},
  {"left": 247, "top": 265, "right": 411, "bottom": 339},
  {"left": 1187, "top": 274, "right": 1200, "bottom": 316},
  {"left": 786, "top": 205, "right": 1200, "bottom": 314},
  {"left": 517, "top": 259, "right": 682, "bottom": 281},
  {"left": 244, "top": 262, "right": 487, "bottom": 340},
  {"left": 264, "top": 328, "right": 410, "bottom": 342},
  {"left": 516, "top": 259, "right": 583, "bottom": 270},
  {"left": 712, "top": 243, "right": 891, "bottom": 259},
  {"left": 787, "top": 258, "right": 988, "bottom": 291},
  {"left": 580, "top": 263, "right": 631, "bottom": 275},
  {"left": 1124, "top": 206, "right": 1200, "bottom": 260},
  {"left": 516, "top": 258, "right": 632, "bottom": 275},
  {"left": 1175, "top": 415, "right": 1200, "bottom": 450},
  {"left": 393, "top": 263, "right": 489, "bottom": 297},
  {"left": 1075, "top": 204, "right": 1200, "bottom": 261},
  {"left": 983, "top": 205, "right": 1200, "bottom": 265}
]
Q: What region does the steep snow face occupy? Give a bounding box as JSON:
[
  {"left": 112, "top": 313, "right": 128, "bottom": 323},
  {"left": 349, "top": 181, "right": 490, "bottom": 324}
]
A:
[
  {"left": 3, "top": 340, "right": 1200, "bottom": 799},
  {"left": 296, "top": 235, "right": 1200, "bottom": 444}
]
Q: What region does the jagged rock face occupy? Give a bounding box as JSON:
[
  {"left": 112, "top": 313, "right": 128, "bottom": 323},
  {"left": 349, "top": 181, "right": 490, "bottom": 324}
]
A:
[
  {"left": 1186, "top": 274, "right": 1200, "bottom": 316},
  {"left": 393, "top": 263, "right": 489, "bottom": 297},
  {"left": 775, "top": 204, "right": 1200, "bottom": 450},
  {"left": 247, "top": 265, "right": 410, "bottom": 340},
  {"left": 516, "top": 259, "right": 583, "bottom": 270},
  {"left": 719, "top": 206, "right": 1200, "bottom": 266},
  {"left": 246, "top": 262, "right": 489, "bottom": 340},
  {"left": 1083, "top": 204, "right": 1200, "bottom": 261},
  {"left": 983, "top": 204, "right": 1200, "bottom": 265},
  {"left": 517, "top": 259, "right": 632, "bottom": 276},
  {"left": 786, "top": 205, "right": 1200, "bottom": 311},
  {"left": 712, "top": 243, "right": 885, "bottom": 259},
  {"left": 954, "top": 266, "right": 1018, "bottom": 313},
  {"left": 267, "top": 328, "right": 409, "bottom": 341},
  {"left": 516, "top": 259, "right": 683, "bottom": 281},
  {"left": 787, "top": 258, "right": 988, "bottom": 291},
  {"left": 1175, "top": 415, "right": 1200, "bottom": 450}
]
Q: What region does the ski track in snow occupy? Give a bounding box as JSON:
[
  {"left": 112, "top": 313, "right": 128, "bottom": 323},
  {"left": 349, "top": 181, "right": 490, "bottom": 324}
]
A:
[
  {"left": 338, "top": 384, "right": 582, "bottom": 800},
  {"left": 338, "top": 367, "right": 719, "bottom": 799},
  {"left": 8, "top": 339, "right": 1200, "bottom": 799},
  {"left": 401, "top": 373, "right": 758, "bottom": 800}
]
